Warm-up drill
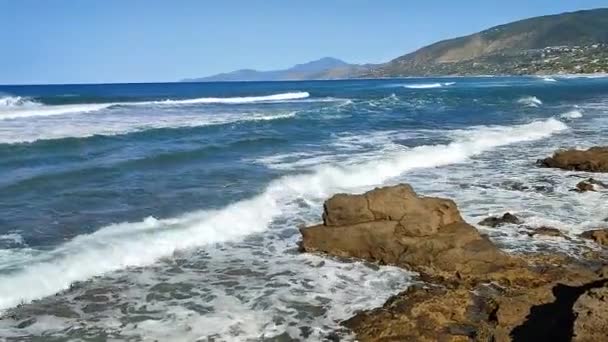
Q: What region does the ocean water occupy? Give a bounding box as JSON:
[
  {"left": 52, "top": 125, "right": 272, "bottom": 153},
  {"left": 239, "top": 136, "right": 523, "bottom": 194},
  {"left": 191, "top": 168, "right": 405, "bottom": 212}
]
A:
[{"left": 0, "top": 76, "right": 607, "bottom": 341}]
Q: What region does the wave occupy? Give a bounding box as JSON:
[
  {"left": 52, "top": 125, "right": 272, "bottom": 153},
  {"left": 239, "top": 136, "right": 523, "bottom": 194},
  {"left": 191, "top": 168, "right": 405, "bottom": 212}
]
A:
[
  {"left": 541, "top": 77, "right": 557, "bottom": 82},
  {"left": 0, "top": 111, "right": 299, "bottom": 144},
  {"left": 403, "top": 82, "right": 455, "bottom": 89},
  {"left": 149, "top": 92, "right": 309, "bottom": 105},
  {"left": 0, "top": 92, "right": 310, "bottom": 120},
  {"left": 0, "top": 117, "right": 567, "bottom": 311},
  {"left": 517, "top": 96, "right": 543, "bottom": 107},
  {"left": 559, "top": 109, "right": 584, "bottom": 119}
]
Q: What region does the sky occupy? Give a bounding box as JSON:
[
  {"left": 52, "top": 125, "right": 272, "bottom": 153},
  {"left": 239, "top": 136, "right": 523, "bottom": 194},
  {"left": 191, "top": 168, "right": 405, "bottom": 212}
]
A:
[{"left": 1, "top": 0, "right": 607, "bottom": 84}]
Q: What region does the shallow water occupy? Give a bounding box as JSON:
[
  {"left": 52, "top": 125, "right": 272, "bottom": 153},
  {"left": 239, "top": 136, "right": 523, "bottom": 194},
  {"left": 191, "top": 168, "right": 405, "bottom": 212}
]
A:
[{"left": 0, "top": 77, "right": 607, "bottom": 340}]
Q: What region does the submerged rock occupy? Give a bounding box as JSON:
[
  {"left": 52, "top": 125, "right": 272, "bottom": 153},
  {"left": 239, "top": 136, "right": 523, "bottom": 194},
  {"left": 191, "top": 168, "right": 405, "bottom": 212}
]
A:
[
  {"left": 580, "top": 229, "right": 608, "bottom": 246},
  {"left": 478, "top": 212, "right": 522, "bottom": 227},
  {"left": 528, "top": 226, "right": 569, "bottom": 239},
  {"left": 538, "top": 147, "right": 608, "bottom": 172}
]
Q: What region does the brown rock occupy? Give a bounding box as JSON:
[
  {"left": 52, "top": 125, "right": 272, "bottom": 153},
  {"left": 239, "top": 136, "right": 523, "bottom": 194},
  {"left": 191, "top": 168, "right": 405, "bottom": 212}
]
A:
[
  {"left": 299, "top": 184, "right": 608, "bottom": 341},
  {"left": 538, "top": 146, "right": 608, "bottom": 172},
  {"left": 300, "top": 184, "right": 524, "bottom": 283},
  {"left": 478, "top": 212, "right": 522, "bottom": 227},
  {"left": 573, "top": 283, "right": 608, "bottom": 341},
  {"left": 574, "top": 180, "right": 595, "bottom": 192},
  {"left": 580, "top": 229, "right": 608, "bottom": 246}
]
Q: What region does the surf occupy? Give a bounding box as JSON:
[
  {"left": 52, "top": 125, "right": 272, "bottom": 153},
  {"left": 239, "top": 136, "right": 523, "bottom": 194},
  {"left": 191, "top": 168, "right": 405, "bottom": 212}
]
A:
[
  {"left": 0, "top": 92, "right": 310, "bottom": 120},
  {"left": 403, "top": 82, "right": 455, "bottom": 89},
  {"left": 0, "top": 117, "right": 568, "bottom": 311}
]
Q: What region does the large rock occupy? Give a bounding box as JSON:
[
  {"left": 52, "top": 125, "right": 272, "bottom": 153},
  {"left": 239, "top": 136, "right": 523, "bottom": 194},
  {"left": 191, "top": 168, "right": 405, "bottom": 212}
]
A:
[
  {"left": 538, "top": 147, "right": 608, "bottom": 172},
  {"left": 300, "top": 184, "right": 526, "bottom": 283}
]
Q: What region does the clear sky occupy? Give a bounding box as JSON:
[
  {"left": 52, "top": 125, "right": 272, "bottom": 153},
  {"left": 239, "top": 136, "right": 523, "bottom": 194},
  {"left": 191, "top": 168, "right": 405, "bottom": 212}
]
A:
[{"left": 1, "top": 0, "right": 606, "bottom": 84}]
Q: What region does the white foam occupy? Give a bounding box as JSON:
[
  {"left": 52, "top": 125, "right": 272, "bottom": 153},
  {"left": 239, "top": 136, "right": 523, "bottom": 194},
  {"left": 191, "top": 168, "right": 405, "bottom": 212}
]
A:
[
  {"left": 0, "top": 110, "right": 298, "bottom": 144},
  {"left": 0, "top": 92, "right": 310, "bottom": 121},
  {"left": 559, "top": 109, "right": 584, "bottom": 119},
  {"left": 0, "top": 117, "right": 567, "bottom": 311},
  {"left": 149, "top": 92, "right": 309, "bottom": 105},
  {"left": 541, "top": 77, "right": 557, "bottom": 82},
  {"left": 517, "top": 96, "right": 543, "bottom": 107},
  {"left": 403, "top": 82, "right": 455, "bottom": 89}
]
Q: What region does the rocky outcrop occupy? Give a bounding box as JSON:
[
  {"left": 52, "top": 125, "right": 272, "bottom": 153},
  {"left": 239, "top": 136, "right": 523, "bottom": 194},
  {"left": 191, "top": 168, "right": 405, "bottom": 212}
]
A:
[
  {"left": 580, "top": 229, "right": 608, "bottom": 246},
  {"left": 538, "top": 147, "right": 608, "bottom": 172},
  {"left": 299, "top": 184, "right": 608, "bottom": 341},
  {"left": 300, "top": 184, "right": 530, "bottom": 284},
  {"left": 478, "top": 213, "right": 522, "bottom": 227}
]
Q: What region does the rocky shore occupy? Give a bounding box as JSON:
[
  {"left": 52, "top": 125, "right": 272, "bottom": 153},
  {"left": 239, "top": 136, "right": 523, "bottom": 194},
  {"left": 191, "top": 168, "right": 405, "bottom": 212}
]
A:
[{"left": 299, "top": 147, "right": 608, "bottom": 341}]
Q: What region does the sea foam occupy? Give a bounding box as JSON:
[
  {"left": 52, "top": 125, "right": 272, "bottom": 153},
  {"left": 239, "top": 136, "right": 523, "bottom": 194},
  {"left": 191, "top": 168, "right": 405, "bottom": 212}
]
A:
[
  {"left": 517, "top": 96, "right": 543, "bottom": 107},
  {"left": 0, "top": 117, "right": 567, "bottom": 311},
  {"left": 403, "top": 82, "right": 455, "bottom": 89},
  {"left": 0, "top": 92, "right": 310, "bottom": 120}
]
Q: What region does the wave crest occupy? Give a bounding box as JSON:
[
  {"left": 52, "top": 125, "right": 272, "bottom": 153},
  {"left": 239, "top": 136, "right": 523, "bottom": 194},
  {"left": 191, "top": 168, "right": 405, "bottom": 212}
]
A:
[
  {"left": 0, "top": 92, "right": 310, "bottom": 120},
  {"left": 403, "top": 82, "right": 455, "bottom": 89},
  {"left": 517, "top": 96, "right": 543, "bottom": 107}
]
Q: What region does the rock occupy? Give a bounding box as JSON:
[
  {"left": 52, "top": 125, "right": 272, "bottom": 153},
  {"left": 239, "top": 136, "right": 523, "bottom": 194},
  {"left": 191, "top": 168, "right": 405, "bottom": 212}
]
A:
[
  {"left": 538, "top": 146, "right": 608, "bottom": 172},
  {"left": 580, "top": 229, "right": 608, "bottom": 246},
  {"left": 573, "top": 282, "right": 608, "bottom": 341},
  {"left": 299, "top": 184, "right": 608, "bottom": 341},
  {"left": 300, "top": 184, "right": 528, "bottom": 283},
  {"left": 573, "top": 180, "right": 596, "bottom": 192},
  {"left": 528, "top": 226, "right": 568, "bottom": 239},
  {"left": 346, "top": 276, "right": 608, "bottom": 342},
  {"left": 478, "top": 212, "right": 522, "bottom": 227}
]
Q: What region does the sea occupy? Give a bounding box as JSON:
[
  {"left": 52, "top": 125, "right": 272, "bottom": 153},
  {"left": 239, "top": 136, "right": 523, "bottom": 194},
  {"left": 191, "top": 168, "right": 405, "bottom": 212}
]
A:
[{"left": 0, "top": 76, "right": 607, "bottom": 341}]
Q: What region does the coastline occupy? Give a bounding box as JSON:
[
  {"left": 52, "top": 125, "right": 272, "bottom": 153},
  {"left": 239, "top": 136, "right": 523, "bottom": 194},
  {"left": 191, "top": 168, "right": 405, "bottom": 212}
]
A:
[{"left": 299, "top": 147, "right": 608, "bottom": 341}]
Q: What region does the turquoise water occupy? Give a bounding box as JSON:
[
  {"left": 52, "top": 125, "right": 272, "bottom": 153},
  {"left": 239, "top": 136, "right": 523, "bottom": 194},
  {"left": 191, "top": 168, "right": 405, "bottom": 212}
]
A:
[{"left": 0, "top": 77, "right": 607, "bottom": 340}]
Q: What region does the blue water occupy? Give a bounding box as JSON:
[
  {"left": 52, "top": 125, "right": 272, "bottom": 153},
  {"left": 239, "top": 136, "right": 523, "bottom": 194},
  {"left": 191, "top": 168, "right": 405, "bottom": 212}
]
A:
[{"left": 1, "top": 77, "right": 607, "bottom": 340}]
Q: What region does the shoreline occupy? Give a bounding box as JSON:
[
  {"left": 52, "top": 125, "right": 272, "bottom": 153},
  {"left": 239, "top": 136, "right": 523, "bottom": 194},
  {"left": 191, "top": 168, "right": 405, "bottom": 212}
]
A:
[{"left": 299, "top": 146, "right": 608, "bottom": 341}]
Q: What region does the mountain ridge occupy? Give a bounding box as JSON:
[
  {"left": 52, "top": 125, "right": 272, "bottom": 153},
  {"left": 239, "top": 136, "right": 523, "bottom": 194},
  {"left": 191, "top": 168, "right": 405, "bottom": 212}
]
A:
[{"left": 182, "top": 8, "right": 608, "bottom": 81}]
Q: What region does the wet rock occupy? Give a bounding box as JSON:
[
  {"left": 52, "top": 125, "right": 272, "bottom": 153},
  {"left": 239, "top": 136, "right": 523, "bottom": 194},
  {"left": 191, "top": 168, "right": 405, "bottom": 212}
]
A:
[
  {"left": 538, "top": 146, "right": 608, "bottom": 172},
  {"left": 580, "top": 229, "right": 608, "bottom": 246},
  {"left": 573, "top": 180, "right": 596, "bottom": 192},
  {"left": 300, "top": 184, "right": 527, "bottom": 284},
  {"left": 528, "top": 226, "right": 568, "bottom": 239},
  {"left": 478, "top": 212, "right": 522, "bottom": 227}
]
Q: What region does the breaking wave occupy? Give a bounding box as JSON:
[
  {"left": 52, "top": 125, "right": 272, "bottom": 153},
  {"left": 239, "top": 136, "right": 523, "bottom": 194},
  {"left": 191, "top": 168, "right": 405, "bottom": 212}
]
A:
[
  {"left": 403, "top": 82, "right": 455, "bottom": 89},
  {"left": 517, "top": 96, "right": 543, "bottom": 107},
  {"left": 559, "top": 109, "right": 584, "bottom": 119},
  {"left": 0, "top": 117, "right": 567, "bottom": 311},
  {"left": 0, "top": 92, "right": 310, "bottom": 120}
]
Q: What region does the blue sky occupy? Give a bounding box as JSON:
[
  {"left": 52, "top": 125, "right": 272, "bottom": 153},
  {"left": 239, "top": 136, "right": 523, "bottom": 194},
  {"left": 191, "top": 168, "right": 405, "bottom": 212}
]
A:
[{"left": 1, "top": 0, "right": 606, "bottom": 84}]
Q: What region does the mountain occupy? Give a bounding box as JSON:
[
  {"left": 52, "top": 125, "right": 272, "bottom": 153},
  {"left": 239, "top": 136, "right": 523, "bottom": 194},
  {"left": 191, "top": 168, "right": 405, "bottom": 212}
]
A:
[
  {"left": 365, "top": 8, "right": 608, "bottom": 77},
  {"left": 183, "top": 8, "right": 608, "bottom": 81},
  {"left": 182, "top": 57, "right": 368, "bottom": 82}
]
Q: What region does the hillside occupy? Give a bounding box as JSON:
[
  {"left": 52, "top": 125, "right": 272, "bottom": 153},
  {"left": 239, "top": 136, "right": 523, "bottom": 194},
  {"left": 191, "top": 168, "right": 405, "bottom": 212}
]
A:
[
  {"left": 365, "top": 8, "right": 608, "bottom": 76},
  {"left": 183, "top": 8, "right": 608, "bottom": 81}
]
